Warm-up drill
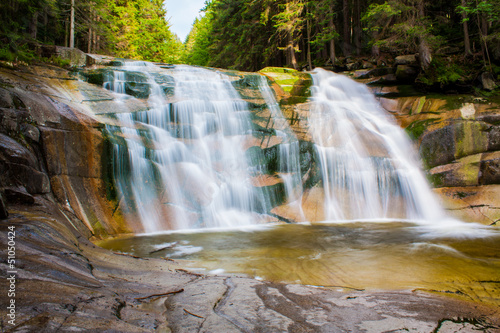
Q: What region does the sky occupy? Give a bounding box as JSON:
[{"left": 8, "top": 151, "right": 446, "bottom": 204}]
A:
[{"left": 164, "top": 0, "right": 207, "bottom": 42}]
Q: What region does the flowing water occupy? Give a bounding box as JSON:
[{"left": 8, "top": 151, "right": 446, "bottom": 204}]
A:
[
  {"left": 309, "top": 68, "right": 445, "bottom": 222},
  {"left": 97, "top": 63, "right": 500, "bottom": 305},
  {"left": 104, "top": 63, "right": 275, "bottom": 232}
]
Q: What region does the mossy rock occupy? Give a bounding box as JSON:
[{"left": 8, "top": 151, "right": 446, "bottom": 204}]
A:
[
  {"left": 124, "top": 82, "right": 151, "bottom": 99},
  {"left": 80, "top": 69, "right": 107, "bottom": 86},
  {"left": 428, "top": 154, "right": 482, "bottom": 187},
  {"left": 106, "top": 60, "right": 125, "bottom": 67},
  {"left": 419, "top": 121, "right": 492, "bottom": 169},
  {"left": 405, "top": 118, "right": 439, "bottom": 140},
  {"left": 260, "top": 67, "right": 312, "bottom": 96},
  {"left": 419, "top": 125, "right": 456, "bottom": 168}
]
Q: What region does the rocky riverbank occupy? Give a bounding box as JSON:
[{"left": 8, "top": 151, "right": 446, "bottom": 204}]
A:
[
  {"left": 1, "top": 57, "right": 499, "bottom": 331},
  {"left": 2, "top": 200, "right": 500, "bottom": 332}
]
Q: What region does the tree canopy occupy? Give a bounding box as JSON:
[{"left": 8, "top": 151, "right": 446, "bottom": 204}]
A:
[
  {"left": 1, "top": 0, "right": 499, "bottom": 90},
  {"left": 185, "top": 0, "right": 500, "bottom": 83},
  {"left": 0, "top": 0, "right": 184, "bottom": 63}
]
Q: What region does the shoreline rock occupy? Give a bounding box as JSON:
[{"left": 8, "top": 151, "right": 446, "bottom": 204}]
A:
[{"left": 1, "top": 202, "right": 499, "bottom": 332}]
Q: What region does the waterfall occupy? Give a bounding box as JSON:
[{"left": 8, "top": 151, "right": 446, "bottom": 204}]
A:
[
  {"left": 257, "top": 76, "right": 305, "bottom": 221},
  {"left": 104, "top": 63, "right": 273, "bottom": 232},
  {"left": 101, "top": 62, "right": 448, "bottom": 233},
  {"left": 309, "top": 68, "right": 445, "bottom": 222}
]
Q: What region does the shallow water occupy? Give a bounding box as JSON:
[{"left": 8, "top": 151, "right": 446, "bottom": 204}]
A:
[{"left": 97, "top": 221, "right": 500, "bottom": 306}]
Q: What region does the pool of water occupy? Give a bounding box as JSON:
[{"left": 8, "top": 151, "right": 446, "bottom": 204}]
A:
[{"left": 97, "top": 221, "right": 500, "bottom": 306}]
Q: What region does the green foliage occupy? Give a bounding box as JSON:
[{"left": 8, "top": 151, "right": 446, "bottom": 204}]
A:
[
  {"left": 0, "top": 0, "right": 184, "bottom": 64},
  {"left": 47, "top": 55, "right": 71, "bottom": 67},
  {"left": 185, "top": 15, "right": 212, "bottom": 66},
  {"left": 417, "top": 56, "right": 471, "bottom": 87},
  {"left": 362, "top": 0, "right": 442, "bottom": 55}
]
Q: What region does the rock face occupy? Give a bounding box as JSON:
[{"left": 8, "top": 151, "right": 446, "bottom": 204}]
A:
[
  {"left": 376, "top": 90, "right": 500, "bottom": 225},
  {"left": 0, "top": 64, "right": 130, "bottom": 237}
]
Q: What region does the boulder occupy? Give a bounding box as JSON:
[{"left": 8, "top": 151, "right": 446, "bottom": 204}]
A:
[
  {"left": 20, "top": 123, "right": 40, "bottom": 142},
  {"left": 362, "top": 60, "right": 375, "bottom": 69},
  {"left": 419, "top": 125, "right": 456, "bottom": 168},
  {"left": 428, "top": 154, "right": 481, "bottom": 187},
  {"left": 41, "top": 45, "right": 87, "bottom": 67},
  {"left": 419, "top": 121, "right": 491, "bottom": 169},
  {"left": 479, "top": 72, "right": 497, "bottom": 91},
  {"left": 394, "top": 54, "right": 418, "bottom": 66},
  {"left": 395, "top": 65, "right": 418, "bottom": 82}
]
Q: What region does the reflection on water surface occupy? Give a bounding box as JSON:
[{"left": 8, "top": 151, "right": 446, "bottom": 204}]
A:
[{"left": 97, "top": 222, "right": 500, "bottom": 306}]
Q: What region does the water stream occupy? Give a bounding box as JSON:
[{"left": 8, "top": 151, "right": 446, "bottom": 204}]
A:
[
  {"left": 104, "top": 64, "right": 275, "bottom": 232},
  {"left": 309, "top": 68, "right": 445, "bottom": 222},
  {"left": 97, "top": 63, "right": 500, "bottom": 305}
]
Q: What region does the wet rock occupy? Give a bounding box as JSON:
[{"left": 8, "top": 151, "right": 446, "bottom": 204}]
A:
[
  {"left": 0, "top": 87, "right": 13, "bottom": 108},
  {"left": 80, "top": 68, "right": 107, "bottom": 86},
  {"left": 5, "top": 187, "right": 35, "bottom": 204},
  {"left": 0, "top": 133, "right": 37, "bottom": 168},
  {"left": 419, "top": 122, "right": 491, "bottom": 169},
  {"left": 419, "top": 125, "right": 456, "bottom": 168},
  {"left": 428, "top": 154, "right": 481, "bottom": 187},
  {"left": 480, "top": 151, "right": 500, "bottom": 185},
  {"left": 0, "top": 192, "right": 7, "bottom": 219},
  {"left": 436, "top": 185, "right": 500, "bottom": 225},
  {"left": 487, "top": 124, "right": 500, "bottom": 152},
  {"left": 12, "top": 164, "right": 51, "bottom": 194},
  {"left": 20, "top": 123, "right": 40, "bottom": 142},
  {"left": 124, "top": 81, "right": 151, "bottom": 99}
]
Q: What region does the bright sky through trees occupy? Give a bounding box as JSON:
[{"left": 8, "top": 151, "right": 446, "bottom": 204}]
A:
[{"left": 164, "top": 0, "right": 206, "bottom": 41}]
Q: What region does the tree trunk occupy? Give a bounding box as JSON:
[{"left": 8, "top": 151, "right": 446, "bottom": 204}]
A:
[
  {"left": 417, "top": 1, "right": 432, "bottom": 70},
  {"left": 306, "top": 17, "right": 313, "bottom": 70},
  {"left": 289, "top": 44, "right": 298, "bottom": 70},
  {"left": 88, "top": 27, "right": 92, "bottom": 53},
  {"left": 329, "top": 17, "right": 336, "bottom": 67},
  {"left": 342, "top": 0, "right": 351, "bottom": 56},
  {"left": 475, "top": 0, "right": 492, "bottom": 69},
  {"left": 461, "top": 0, "right": 472, "bottom": 56},
  {"left": 29, "top": 11, "right": 38, "bottom": 40},
  {"left": 353, "top": 0, "right": 362, "bottom": 55},
  {"left": 70, "top": 0, "right": 75, "bottom": 48}
]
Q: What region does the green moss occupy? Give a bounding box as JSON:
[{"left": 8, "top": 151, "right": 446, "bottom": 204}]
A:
[
  {"left": 456, "top": 159, "right": 480, "bottom": 186},
  {"left": 412, "top": 96, "right": 426, "bottom": 115},
  {"left": 454, "top": 122, "right": 489, "bottom": 159},
  {"left": 405, "top": 118, "right": 439, "bottom": 140},
  {"left": 259, "top": 67, "right": 299, "bottom": 74},
  {"left": 427, "top": 172, "right": 445, "bottom": 187},
  {"left": 80, "top": 69, "right": 106, "bottom": 86}
]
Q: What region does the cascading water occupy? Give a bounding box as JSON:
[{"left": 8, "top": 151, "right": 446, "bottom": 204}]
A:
[
  {"left": 98, "top": 65, "right": 500, "bottom": 309},
  {"left": 102, "top": 62, "right": 451, "bottom": 233},
  {"left": 104, "top": 63, "right": 274, "bottom": 232},
  {"left": 257, "top": 76, "right": 305, "bottom": 221},
  {"left": 309, "top": 68, "right": 445, "bottom": 222}
]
